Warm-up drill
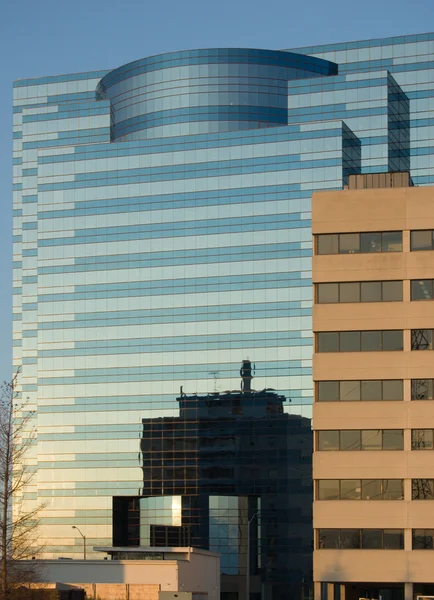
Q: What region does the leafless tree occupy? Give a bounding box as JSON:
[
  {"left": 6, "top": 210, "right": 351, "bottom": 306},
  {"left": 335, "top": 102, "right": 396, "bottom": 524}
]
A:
[{"left": 0, "top": 368, "right": 44, "bottom": 599}]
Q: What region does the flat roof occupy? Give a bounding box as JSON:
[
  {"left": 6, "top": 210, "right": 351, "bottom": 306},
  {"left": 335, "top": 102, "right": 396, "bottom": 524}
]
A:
[{"left": 93, "top": 546, "right": 220, "bottom": 558}]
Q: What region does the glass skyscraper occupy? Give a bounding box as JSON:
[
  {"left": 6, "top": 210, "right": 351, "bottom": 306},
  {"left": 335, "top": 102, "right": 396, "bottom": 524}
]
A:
[{"left": 12, "top": 32, "right": 434, "bottom": 599}]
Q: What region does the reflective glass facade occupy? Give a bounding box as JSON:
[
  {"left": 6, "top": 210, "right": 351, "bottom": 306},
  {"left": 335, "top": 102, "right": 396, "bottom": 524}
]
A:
[{"left": 12, "top": 33, "right": 434, "bottom": 600}]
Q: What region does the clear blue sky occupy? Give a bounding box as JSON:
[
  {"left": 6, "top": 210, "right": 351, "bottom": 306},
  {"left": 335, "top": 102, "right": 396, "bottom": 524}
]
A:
[{"left": 0, "top": 0, "right": 433, "bottom": 383}]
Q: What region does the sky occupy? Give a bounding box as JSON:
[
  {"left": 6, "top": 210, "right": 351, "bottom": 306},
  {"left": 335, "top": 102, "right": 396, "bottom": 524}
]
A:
[{"left": 0, "top": 0, "right": 433, "bottom": 383}]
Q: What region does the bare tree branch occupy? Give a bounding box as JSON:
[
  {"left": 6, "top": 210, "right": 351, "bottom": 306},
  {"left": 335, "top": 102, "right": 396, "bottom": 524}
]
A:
[{"left": 0, "top": 368, "right": 45, "bottom": 599}]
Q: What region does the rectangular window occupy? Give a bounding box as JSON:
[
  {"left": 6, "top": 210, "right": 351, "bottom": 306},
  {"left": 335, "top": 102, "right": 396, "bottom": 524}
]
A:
[
  {"left": 411, "top": 280, "right": 434, "bottom": 301},
  {"left": 316, "top": 281, "right": 403, "bottom": 303},
  {"left": 340, "top": 381, "right": 361, "bottom": 401},
  {"left": 318, "top": 430, "right": 404, "bottom": 451},
  {"left": 339, "top": 282, "right": 360, "bottom": 302},
  {"left": 412, "top": 529, "right": 434, "bottom": 549},
  {"left": 317, "top": 480, "right": 340, "bottom": 500},
  {"left": 410, "top": 230, "right": 434, "bottom": 251},
  {"left": 412, "top": 430, "right": 434, "bottom": 450},
  {"left": 317, "top": 381, "right": 339, "bottom": 402},
  {"left": 317, "top": 234, "right": 339, "bottom": 255},
  {"left": 316, "top": 232, "right": 403, "bottom": 255},
  {"left": 318, "top": 529, "right": 404, "bottom": 549},
  {"left": 412, "top": 479, "right": 434, "bottom": 500},
  {"left": 317, "top": 431, "right": 339, "bottom": 451},
  {"left": 411, "top": 329, "right": 434, "bottom": 350},
  {"left": 316, "top": 331, "right": 403, "bottom": 353},
  {"left": 317, "top": 332, "right": 339, "bottom": 352},
  {"left": 340, "top": 430, "right": 361, "bottom": 451},
  {"left": 316, "top": 380, "right": 403, "bottom": 402},
  {"left": 411, "top": 379, "right": 434, "bottom": 400},
  {"left": 340, "top": 479, "right": 361, "bottom": 500},
  {"left": 317, "top": 480, "right": 403, "bottom": 500}
]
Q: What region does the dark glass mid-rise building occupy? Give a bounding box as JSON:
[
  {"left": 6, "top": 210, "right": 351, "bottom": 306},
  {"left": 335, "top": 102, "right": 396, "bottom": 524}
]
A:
[
  {"left": 113, "top": 361, "right": 312, "bottom": 599},
  {"left": 11, "top": 32, "right": 434, "bottom": 600}
]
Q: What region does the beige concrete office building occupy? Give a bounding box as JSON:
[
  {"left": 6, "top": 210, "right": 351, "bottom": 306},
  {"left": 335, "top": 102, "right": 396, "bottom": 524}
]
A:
[{"left": 312, "top": 174, "right": 434, "bottom": 600}]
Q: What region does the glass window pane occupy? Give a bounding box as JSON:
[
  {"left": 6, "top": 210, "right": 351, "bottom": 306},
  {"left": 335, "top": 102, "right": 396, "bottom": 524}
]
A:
[
  {"left": 383, "top": 430, "right": 403, "bottom": 450},
  {"left": 383, "top": 480, "right": 404, "bottom": 500},
  {"left": 412, "top": 479, "right": 434, "bottom": 500},
  {"left": 412, "top": 429, "right": 433, "bottom": 450},
  {"left": 412, "top": 529, "right": 434, "bottom": 549},
  {"left": 340, "top": 479, "right": 361, "bottom": 500},
  {"left": 340, "top": 430, "right": 361, "bottom": 451},
  {"left": 340, "top": 331, "right": 360, "bottom": 352},
  {"left": 340, "top": 529, "right": 360, "bottom": 549},
  {"left": 361, "top": 480, "right": 382, "bottom": 500},
  {"left": 361, "top": 430, "right": 382, "bottom": 450},
  {"left": 339, "top": 282, "right": 360, "bottom": 303},
  {"left": 383, "top": 330, "right": 403, "bottom": 351},
  {"left": 317, "top": 480, "right": 340, "bottom": 500},
  {"left": 317, "top": 283, "right": 339, "bottom": 303},
  {"left": 411, "top": 280, "right": 433, "bottom": 301},
  {"left": 318, "top": 431, "right": 339, "bottom": 451},
  {"left": 318, "top": 529, "right": 339, "bottom": 549},
  {"left": 384, "top": 530, "right": 404, "bottom": 549},
  {"left": 339, "top": 233, "right": 360, "bottom": 254},
  {"left": 361, "top": 331, "right": 382, "bottom": 351},
  {"left": 317, "top": 234, "right": 338, "bottom": 255},
  {"left": 362, "top": 529, "right": 382, "bottom": 549},
  {"left": 382, "top": 281, "right": 403, "bottom": 302},
  {"left": 411, "top": 230, "right": 433, "bottom": 251},
  {"left": 382, "top": 231, "right": 403, "bottom": 252},
  {"left": 360, "top": 232, "right": 381, "bottom": 253},
  {"left": 383, "top": 380, "right": 403, "bottom": 401},
  {"left": 411, "top": 329, "right": 433, "bottom": 350},
  {"left": 340, "top": 381, "right": 361, "bottom": 401},
  {"left": 361, "top": 281, "right": 382, "bottom": 302},
  {"left": 317, "top": 381, "right": 339, "bottom": 402},
  {"left": 361, "top": 380, "right": 382, "bottom": 400},
  {"left": 411, "top": 379, "right": 434, "bottom": 400},
  {"left": 317, "top": 332, "right": 339, "bottom": 353}
]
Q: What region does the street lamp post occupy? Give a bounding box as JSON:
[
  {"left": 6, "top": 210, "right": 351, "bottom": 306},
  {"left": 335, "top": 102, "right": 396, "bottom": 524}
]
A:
[
  {"left": 72, "top": 526, "right": 86, "bottom": 560},
  {"left": 246, "top": 512, "right": 258, "bottom": 600}
]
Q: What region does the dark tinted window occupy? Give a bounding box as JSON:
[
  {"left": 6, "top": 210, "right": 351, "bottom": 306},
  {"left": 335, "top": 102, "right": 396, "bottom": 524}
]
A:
[
  {"left": 382, "top": 330, "right": 403, "bottom": 351},
  {"left": 383, "top": 430, "right": 404, "bottom": 450},
  {"left": 383, "top": 480, "right": 404, "bottom": 500},
  {"left": 317, "top": 332, "right": 339, "bottom": 352},
  {"left": 361, "top": 331, "right": 382, "bottom": 351},
  {"left": 339, "top": 233, "right": 360, "bottom": 254},
  {"left": 412, "top": 479, "right": 434, "bottom": 500},
  {"left": 340, "top": 479, "right": 361, "bottom": 500},
  {"left": 317, "top": 283, "right": 339, "bottom": 303},
  {"left": 384, "top": 530, "right": 404, "bottom": 549},
  {"left": 413, "top": 529, "right": 434, "bottom": 549},
  {"left": 411, "top": 329, "right": 433, "bottom": 350},
  {"left": 340, "top": 381, "right": 360, "bottom": 401},
  {"left": 318, "top": 431, "right": 339, "bottom": 451},
  {"left": 411, "top": 280, "right": 434, "bottom": 300},
  {"left": 361, "top": 430, "right": 382, "bottom": 451},
  {"left": 340, "top": 331, "right": 361, "bottom": 352},
  {"left": 317, "top": 234, "right": 339, "bottom": 255},
  {"left": 317, "top": 480, "right": 340, "bottom": 500},
  {"left": 411, "top": 379, "right": 434, "bottom": 400},
  {"left": 339, "top": 282, "right": 360, "bottom": 303},
  {"left": 361, "top": 281, "right": 381, "bottom": 302},
  {"left": 360, "top": 232, "right": 381, "bottom": 253},
  {"left": 382, "top": 231, "right": 402, "bottom": 252},
  {"left": 317, "top": 381, "right": 339, "bottom": 402},
  {"left": 340, "top": 430, "right": 361, "bottom": 451},
  {"left": 361, "top": 380, "right": 382, "bottom": 401},
  {"left": 382, "top": 281, "right": 402, "bottom": 302},
  {"left": 412, "top": 430, "right": 434, "bottom": 450},
  {"left": 411, "top": 230, "right": 434, "bottom": 251},
  {"left": 362, "top": 529, "right": 382, "bottom": 548},
  {"left": 382, "top": 380, "right": 403, "bottom": 401},
  {"left": 361, "top": 479, "right": 382, "bottom": 500}
]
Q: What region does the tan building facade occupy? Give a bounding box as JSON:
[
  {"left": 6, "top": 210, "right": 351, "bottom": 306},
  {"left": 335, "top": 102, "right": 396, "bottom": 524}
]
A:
[{"left": 312, "top": 176, "right": 434, "bottom": 600}]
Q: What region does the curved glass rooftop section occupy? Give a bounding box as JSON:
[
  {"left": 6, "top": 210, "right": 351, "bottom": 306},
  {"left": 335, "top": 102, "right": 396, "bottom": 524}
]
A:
[{"left": 96, "top": 48, "right": 338, "bottom": 141}]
